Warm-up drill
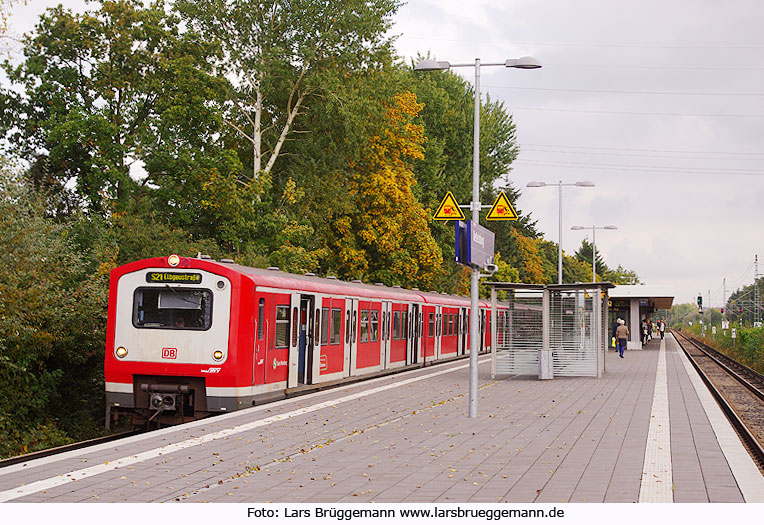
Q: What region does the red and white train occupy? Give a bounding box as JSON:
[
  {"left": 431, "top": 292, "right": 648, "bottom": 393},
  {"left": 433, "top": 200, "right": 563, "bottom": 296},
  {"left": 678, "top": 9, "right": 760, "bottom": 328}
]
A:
[{"left": 104, "top": 254, "right": 497, "bottom": 427}]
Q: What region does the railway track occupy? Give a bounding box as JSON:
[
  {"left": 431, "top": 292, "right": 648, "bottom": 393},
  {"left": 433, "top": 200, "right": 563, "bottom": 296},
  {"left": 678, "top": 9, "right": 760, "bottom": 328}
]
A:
[
  {"left": 0, "top": 431, "right": 141, "bottom": 469},
  {"left": 672, "top": 329, "right": 764, "bottom": 473}
]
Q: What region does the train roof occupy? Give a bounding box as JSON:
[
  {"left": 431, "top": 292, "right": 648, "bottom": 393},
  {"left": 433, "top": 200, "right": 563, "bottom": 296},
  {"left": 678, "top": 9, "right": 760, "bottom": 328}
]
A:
[{"left": 112, "top": 256, "right": 495, "bottom": 307}]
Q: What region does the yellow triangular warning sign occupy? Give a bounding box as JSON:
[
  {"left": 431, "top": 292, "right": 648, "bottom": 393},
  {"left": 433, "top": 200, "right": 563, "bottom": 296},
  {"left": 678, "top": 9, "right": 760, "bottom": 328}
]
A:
[
  {"left": 486, "top": 191, "right": 519, "bottom": 221},
  {"left": 433, "top": 191, "right": 466, "bottom": 221}
]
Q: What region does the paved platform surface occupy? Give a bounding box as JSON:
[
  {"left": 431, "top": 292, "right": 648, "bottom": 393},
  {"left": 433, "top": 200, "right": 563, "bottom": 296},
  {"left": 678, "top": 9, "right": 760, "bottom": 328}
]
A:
[{"left": 1, "top": 333, "right": 762, "bottom": 503}]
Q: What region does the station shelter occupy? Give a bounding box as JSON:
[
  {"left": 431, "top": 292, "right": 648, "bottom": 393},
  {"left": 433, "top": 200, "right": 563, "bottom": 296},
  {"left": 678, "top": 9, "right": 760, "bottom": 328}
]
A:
[
  {"left": 608, "top": 285, "right": 674, "bottom": 349},
  {"left": 486, "top": 282, "right": 615, "bottom": 380}
]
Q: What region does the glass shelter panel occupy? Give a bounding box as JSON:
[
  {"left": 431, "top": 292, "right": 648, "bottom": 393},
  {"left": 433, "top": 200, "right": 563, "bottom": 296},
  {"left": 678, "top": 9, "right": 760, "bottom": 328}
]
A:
[
  {"left": 549, "top": 290, "right": 598, "bottom": 377},
  {"left": 494, "top": 291, "right": 542, "bottom": 376}
]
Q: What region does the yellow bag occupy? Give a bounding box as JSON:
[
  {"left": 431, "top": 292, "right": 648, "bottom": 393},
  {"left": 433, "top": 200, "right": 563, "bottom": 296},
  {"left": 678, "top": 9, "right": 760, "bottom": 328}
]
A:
[{"left": 611, "top": 337, "right": 616, "bottom": 348}]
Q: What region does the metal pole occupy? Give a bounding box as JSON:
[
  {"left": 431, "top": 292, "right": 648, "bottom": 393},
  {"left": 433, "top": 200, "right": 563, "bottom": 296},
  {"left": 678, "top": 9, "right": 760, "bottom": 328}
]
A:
[
  {"left": 558, "top": 181, "right": 563, "bottom": 284},
  {"left": 592, "top": 226, "right": 596, "bottom": 283},
  {"left": 469, "top": 58, "right": 481, "bottom": 418}
]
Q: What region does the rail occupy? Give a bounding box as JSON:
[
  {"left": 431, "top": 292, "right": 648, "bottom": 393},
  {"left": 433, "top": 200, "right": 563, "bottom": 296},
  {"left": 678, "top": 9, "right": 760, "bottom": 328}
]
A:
[
  {"left": 672, "top": 329, "right": 764, "bottom": 471},
  {"left": 0, "top": 431, "right": 140, "bottom": 469}
]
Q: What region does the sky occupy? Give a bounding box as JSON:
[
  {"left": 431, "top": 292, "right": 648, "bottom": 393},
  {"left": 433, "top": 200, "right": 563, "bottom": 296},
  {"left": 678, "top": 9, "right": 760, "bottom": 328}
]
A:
[{"left": 6, "top": 0, "right": 764, "bottom": 306}]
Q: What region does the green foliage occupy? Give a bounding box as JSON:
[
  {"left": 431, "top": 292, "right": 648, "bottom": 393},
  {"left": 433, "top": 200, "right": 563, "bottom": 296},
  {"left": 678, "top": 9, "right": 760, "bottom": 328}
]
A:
[
  {"left": 602, "top": 264, "right": 640, "bottom": 285},
  {"left": 574, "top": 239, "right": 607, "bottom": 277},
  {"left": 0, "top": 163, "right": 109, "bottom": 457},
  {"left": 685, "top": 323, "right": 764, "bottom": 375},
  {"left": 1, "top": 0, "right": 226, "bottom": 215}
]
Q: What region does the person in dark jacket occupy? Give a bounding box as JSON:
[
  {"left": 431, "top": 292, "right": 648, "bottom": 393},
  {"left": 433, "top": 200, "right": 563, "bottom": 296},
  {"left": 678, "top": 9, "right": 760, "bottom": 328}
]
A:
[{"left": 611, "top": 318, "right": 622, "bottom": 350}]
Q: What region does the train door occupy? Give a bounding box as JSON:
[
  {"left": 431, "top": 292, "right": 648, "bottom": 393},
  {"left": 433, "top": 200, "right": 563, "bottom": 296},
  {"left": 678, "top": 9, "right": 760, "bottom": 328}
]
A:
[
  {"left": 253, "top": 292, "right": 267, "bottom": 385},
  {"left": 382, "top": 301, "right": 391, "bottom": 368},
  {"left": 422, "top": 305, "right": 435, "bottom": 363},
  {"left": 311, "top": 294, "right": 324, "bottom": 383},
  {"left": 407, "top": 303, "right": 419, "bottom": 365},
  {"left": 297, "top": 296, "right": 316, "bottom": 385},
  {"left": 459, "top": 307, "right": 468, "bottom": 355},
  {"left": 479, "top": 309, "right": 486, "bottom": 353},
  {"left": 345, "top": 298, "right": 358, "bottom": 377},
  {"left": 435, "top": 306, "right": 442, "bottom": 360},
  {"left": 287, "top": 292, "right": 301, "bottom": 388}
]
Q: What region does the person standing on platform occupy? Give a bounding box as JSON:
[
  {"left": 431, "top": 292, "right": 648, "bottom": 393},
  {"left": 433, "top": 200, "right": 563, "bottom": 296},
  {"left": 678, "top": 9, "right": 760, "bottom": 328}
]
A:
[
  {"left": 616, "top": 319, "right": 629, "bottom": 358},
  {"left": 641, "top": 319, "right": 648, "bottom": 345},
  {"left": 659, "top": 319, "right": 665, "bottom": 339},
  {"left": 612, "top": 318, "right": 621, "bottom": 351}
]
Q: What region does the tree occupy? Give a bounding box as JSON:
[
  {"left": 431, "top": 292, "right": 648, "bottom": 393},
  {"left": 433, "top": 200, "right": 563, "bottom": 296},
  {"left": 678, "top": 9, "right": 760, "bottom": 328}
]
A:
[
  {"left": 0, "top": 160, "right": 108, "bottom": 456},
  {"left": 602, "top": 264, "right": 640, "bottom": 285},
  {"left": 1, "top": 1, "right": 224, "bottom": 215},
  {"left": 574, "top": 238, "right": 607, "bottom": 277},
  {"left": 327, "top": 91, "right": 443, "bottom": 288},
  {"left": 405, "top": 66, "right": 536, "bottom": 289},
  {"left": 177, "top": 0, "right": 400, "bottom": 183},
  {"left": 563, "top": 254, "right": 593, "bottom": 283}
]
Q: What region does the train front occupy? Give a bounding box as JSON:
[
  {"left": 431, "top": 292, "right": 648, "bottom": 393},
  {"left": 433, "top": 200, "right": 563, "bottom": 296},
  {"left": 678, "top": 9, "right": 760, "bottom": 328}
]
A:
[{"left": 104, "top": 255, "right": 246, "bottom": 428}]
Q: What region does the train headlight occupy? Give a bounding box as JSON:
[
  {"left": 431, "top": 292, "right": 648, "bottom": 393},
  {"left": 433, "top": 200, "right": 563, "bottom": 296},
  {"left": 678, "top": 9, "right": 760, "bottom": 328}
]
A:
[
  {"left": 212, "top": 350, "right": 224, "bottom": 361},
  {"left": 168, "top": 254, "right": 180, "bottom": 267},
  {"left": 116, "top": 346, "right": 128, "bottom": 359}
]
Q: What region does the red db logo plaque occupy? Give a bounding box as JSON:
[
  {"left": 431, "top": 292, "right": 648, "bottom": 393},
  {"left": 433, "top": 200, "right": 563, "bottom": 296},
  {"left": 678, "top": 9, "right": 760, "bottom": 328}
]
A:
[{"left": 162, "top": 347, "right": 177, "bottom": 359}]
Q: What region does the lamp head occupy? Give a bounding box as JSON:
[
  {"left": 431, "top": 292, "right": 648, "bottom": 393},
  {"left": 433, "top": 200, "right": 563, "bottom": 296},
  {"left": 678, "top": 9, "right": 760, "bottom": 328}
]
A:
[
  {"left": 570, "top": 225, "right": 586, "bottom": 230},
  {"left": 414, "top": 59, "right": 451, "bottom": 71},
  {"left": 506, "top": 56, "right": 542, "bottom": 69},
  {"left": 575, "top": 181, "right": 595, "bottom": 187},
  {"left": 526, "top": 181, "right": 547, "bottom": 187},
  {"left": 604, "top": 225, "right": 618, "bottom": 230}
]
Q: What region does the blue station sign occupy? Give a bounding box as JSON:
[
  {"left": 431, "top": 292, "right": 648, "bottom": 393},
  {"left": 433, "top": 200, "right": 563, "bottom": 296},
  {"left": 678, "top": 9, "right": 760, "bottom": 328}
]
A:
[{"left": 455, "top": 220, "right": 495, "bottom": 269}]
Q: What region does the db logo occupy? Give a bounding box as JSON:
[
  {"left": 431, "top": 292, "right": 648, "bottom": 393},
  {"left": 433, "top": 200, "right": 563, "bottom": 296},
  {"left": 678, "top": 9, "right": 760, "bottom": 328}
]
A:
[{"left": 162, "top": 347, "right": 177, "bottom": 359}]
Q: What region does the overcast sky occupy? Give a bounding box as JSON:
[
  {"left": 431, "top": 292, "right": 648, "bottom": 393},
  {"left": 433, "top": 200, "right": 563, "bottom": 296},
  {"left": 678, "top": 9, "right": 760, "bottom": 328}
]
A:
[{"left": 7, "top": 1, "right": 764, "bottom": 305}]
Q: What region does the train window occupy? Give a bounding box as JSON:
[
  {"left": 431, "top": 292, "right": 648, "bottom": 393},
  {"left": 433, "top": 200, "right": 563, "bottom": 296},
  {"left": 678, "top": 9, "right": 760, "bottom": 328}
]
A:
[
  {"left": 258, "top": 299, "right": 265, "bottom": 340},
  {"left": 315, "top": 308, "right": 320, "bottom": 345},
  {"left": 370, "top": 310, "right": 379, "bottom": 342},
  {"left": 428, "top": 313, "right": 434, "bottom": 337},
  {"left": 393, "top": 312, "right": 400, "bottom": 340},
  {"left": 331, "top": 308, "right": 341, "bottom": 345},
  {"left": 352, "top": 310, "right": 357, "bottom": 343},
  {"left": 346, "top": 310, "right": 350, "bottom": 343},
  {"left": 401, "top": 312, "right": 408, "bottom": 340},
  {"left": 275, "top": 306, "right": 289, "bottom": 348},
  {"left": 133, "top": 287, "right": 212, "bottom": 330},
  {"left": 360, "top": 310, "right": 369, "bottom": 343},
  {"left": 449, "top": 314, "right": 454, "bottom": 336},
  {"left": 292, "top": 307, "right": 299, "bottom": 347},
  {"left": 321, "top": 307, "right": 329, "bottom": 345}
]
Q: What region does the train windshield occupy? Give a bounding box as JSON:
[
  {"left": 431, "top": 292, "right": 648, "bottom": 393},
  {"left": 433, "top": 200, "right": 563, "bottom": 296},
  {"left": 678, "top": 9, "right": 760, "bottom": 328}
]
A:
[{"left": 133, "top": 287, "right": 213, "bottom": 330}]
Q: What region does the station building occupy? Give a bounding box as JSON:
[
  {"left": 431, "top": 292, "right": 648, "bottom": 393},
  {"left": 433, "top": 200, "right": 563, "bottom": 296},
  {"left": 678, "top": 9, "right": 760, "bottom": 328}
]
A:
[{"left": 608, "top": 285, "right": 674, "bottom": 349}]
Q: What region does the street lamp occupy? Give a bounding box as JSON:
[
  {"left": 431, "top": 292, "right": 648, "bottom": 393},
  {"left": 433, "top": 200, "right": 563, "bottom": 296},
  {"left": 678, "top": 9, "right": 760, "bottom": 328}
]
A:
[
  {"left": 570, "top": 225, "right": 617, "bottom": 282},
  {"left": 415, "top": 55, "right": 541, "bottom": 418},
  {"left": 526, "top": 180, "right": 595, "bottom": 284}
]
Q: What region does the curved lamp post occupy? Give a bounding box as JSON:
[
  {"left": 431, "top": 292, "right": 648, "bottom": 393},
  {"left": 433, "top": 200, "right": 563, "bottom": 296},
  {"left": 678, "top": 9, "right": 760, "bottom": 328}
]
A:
[
  {"left": 415, "top": 55, "right": 541, "bottom": 418},
  {"left": 527, "top": 180, "right": 595, "bottom": 284},
  {"left": 570, "top": 225, "right": 618, "bottom": 282}
]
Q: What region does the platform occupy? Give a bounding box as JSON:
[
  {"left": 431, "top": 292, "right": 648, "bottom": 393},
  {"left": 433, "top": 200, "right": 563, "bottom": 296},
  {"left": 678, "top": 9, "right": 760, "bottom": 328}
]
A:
[{"left": 1, "top": 333, "right": 762, "bottom": 503}]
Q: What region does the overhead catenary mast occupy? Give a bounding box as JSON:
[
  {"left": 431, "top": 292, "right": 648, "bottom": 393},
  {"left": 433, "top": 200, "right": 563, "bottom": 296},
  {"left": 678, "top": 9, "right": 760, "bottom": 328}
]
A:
[{"left": 755, "top": 255, "right": 761, "bottom": 324}]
